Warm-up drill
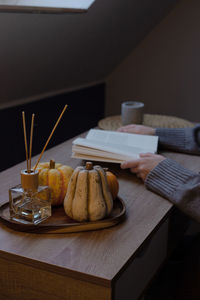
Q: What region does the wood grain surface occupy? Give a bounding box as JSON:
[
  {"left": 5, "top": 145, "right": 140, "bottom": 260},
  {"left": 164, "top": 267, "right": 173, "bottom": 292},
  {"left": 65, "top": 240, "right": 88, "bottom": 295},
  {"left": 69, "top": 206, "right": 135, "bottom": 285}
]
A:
[
  {"left": 0, "top": 131, "right": 199, "bottom": 290},
  {"left": 0, "top": 256, "right": 111, "bottom": 300}
]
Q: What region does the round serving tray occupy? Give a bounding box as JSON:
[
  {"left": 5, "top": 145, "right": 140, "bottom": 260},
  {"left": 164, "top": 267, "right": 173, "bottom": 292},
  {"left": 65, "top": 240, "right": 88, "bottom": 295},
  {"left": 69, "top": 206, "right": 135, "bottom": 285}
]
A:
[
  {"left": 98, "top": 114, "right": 194, "bottom": 131},
  {"left": 0, "top": 197, "right": 126, "bottom": 234}
]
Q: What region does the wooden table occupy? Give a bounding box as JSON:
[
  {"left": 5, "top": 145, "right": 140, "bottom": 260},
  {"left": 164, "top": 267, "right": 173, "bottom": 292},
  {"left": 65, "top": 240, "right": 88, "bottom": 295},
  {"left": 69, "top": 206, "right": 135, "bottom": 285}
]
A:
[{"left": 0, "top": 133, "right": 199, "bottom": 300}]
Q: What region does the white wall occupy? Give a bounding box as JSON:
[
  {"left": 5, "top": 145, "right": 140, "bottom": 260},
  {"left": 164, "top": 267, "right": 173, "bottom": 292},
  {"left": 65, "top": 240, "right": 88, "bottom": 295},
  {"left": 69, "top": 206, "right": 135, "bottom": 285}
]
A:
[
  {"left": 106, "top": 0, "right": 200, "bottom": 122},
  {"left": 0, "top": 0, "right": 176, "bottom": 108}
]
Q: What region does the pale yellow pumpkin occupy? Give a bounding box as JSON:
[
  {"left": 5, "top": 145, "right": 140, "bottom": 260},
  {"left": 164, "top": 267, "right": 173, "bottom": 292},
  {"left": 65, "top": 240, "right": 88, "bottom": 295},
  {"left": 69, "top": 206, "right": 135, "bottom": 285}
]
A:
[
  {"left": 36, "top": 160, "right": 74, "bottom": 206},
  {"left": 64, "top": 162, "right": 113, "bottom": 222}
]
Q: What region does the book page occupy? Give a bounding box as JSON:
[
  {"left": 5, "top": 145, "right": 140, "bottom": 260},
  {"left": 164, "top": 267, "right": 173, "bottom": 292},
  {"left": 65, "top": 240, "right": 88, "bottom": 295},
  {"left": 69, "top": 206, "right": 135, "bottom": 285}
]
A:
[
  {"left": 72, "top": 144, "right": 138, "bottom": 160},
  {"left": 72, "top": 153, "right": 128, "bottom": 163},
  {"left": 72, "top": 129, "right": 158, "bottom": 163},
  {"left": 86, "top": 129, "right": 158, "bottom": 153},
  {"left": 73, "top": 137, "right": 152, "bottom": 158}
]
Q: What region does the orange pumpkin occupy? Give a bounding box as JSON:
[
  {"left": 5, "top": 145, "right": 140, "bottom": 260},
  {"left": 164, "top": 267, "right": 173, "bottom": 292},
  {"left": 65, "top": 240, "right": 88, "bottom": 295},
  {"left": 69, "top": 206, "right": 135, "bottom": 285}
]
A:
[
  {"left": 105, "top": 170, "right": 119, "bottom": 200},
  {"left": 36, "top": 160, "right": 74, "bottom": 206}
]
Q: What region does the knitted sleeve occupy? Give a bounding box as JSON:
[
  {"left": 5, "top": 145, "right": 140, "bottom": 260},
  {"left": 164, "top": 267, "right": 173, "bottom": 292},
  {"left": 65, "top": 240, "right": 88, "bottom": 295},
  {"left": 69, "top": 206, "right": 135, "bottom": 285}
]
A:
[
  {"left": 145, "top": 158, "right": 200, "bottom": 222},
  {"left": 156, "top": 124, "right": 200, "bottom": 154}
]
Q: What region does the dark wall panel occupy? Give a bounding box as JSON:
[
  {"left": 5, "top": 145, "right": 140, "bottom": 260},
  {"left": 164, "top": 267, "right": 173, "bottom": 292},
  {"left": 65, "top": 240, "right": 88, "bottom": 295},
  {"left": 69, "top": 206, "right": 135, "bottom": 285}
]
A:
[{"left": 0, "top": 84, "right": 105, "bottom": 171}]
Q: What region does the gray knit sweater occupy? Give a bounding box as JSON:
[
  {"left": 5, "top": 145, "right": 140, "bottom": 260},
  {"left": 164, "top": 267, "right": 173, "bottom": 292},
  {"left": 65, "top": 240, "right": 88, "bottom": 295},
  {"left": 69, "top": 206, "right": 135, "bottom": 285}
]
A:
[{"left": 145, "top": 125, "right": 200, "bottom": 222}]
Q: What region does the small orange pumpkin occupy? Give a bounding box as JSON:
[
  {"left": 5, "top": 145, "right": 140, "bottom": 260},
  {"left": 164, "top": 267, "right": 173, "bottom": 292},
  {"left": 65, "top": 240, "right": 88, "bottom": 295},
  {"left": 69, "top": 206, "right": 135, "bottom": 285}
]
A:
[
  {"left": 36, "top": 160, "right": 74, "bottom": 206},
  {"left": 105, "top": 170, "right": 119, "bottom": 200}
]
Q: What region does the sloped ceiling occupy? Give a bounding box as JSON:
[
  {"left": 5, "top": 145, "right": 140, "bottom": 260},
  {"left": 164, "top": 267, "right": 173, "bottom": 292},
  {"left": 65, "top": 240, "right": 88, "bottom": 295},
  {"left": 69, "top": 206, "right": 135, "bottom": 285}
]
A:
[{"left": 0, "top": 0, "right": 179, "bottom": 105}]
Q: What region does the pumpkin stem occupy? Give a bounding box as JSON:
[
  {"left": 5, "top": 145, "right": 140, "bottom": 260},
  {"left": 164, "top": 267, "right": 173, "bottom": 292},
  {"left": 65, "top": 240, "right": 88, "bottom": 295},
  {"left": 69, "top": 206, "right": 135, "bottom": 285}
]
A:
[
  {"left": 85, "top": 161, "right": 93, "bottom": 170},
  {"left": 50, "top": 159, "right": 55, "bottom": 169}
]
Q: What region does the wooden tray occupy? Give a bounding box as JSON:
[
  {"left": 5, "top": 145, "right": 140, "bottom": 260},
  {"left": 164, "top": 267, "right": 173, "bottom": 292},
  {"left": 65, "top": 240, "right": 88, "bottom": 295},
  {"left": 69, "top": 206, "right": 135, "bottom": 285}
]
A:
[{"left": 0, "top": 197, "right": 126, "bottom": 234}]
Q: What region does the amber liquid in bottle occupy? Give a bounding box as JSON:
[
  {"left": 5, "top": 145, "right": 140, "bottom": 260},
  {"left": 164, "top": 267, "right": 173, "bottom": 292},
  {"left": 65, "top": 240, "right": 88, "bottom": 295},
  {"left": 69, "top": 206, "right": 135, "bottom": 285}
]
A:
[{"left": 9, "top": 170, "right": 51, "bottom": 225}]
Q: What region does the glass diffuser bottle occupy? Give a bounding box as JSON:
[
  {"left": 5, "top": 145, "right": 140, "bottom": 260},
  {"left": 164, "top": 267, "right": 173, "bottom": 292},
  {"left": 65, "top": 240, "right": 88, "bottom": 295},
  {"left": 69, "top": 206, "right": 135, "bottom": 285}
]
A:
[
  {"left": 9, "top": 169, "right": 51, "bottom": 224},
  {"left": 8, "top": 106, "right": 67, "bottom": 225}
]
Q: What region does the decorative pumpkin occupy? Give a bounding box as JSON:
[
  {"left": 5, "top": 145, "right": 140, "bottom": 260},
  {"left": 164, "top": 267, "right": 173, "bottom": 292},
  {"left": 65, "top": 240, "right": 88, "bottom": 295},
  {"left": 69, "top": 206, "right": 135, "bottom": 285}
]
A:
[
  {"left": 105, "top": 170, "right": 119, "bottom": 200},
  {"left": 64, "top": 162, "right": 113, "bottom": 222},
  {"left": 36, "top": 160, "right": 74, "bottom": 206}
]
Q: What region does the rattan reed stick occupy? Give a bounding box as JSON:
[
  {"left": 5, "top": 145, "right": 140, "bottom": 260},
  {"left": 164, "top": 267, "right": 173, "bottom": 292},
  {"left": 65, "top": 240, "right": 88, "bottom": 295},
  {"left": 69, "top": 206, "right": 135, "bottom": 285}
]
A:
[
  {"left": 33, "top": 105, "right": 68, "bottom": 171},
  {"left": 29, "top": 113, "right": 35, "bottom": 171},
  {"left": 22, "top": 111, "right": 29, "bottom": 171}
]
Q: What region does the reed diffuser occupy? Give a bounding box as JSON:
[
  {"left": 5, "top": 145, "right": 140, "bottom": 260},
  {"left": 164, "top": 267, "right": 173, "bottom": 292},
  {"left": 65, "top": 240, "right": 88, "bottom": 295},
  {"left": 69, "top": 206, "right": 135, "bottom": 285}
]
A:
[{"left": 9, "top": 106, "right": 67, "bottom": 225}]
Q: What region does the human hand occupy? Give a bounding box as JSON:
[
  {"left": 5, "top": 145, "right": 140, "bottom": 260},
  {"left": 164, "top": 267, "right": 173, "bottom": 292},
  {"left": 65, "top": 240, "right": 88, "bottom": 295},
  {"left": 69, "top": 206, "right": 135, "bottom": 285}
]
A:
[
  {"left": 120, "top": 153, "right": 165, "bottom": 182},
  {"left": 117, "top": 124, "right": 155, "bottom": 136}
]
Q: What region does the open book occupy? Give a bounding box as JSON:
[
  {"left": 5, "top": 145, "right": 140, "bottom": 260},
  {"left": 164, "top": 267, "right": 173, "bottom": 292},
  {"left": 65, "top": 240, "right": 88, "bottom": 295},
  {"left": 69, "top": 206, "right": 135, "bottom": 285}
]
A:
[{"left": 72, "top": 129, "right": 158, "bottom": 163}]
